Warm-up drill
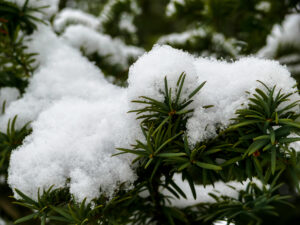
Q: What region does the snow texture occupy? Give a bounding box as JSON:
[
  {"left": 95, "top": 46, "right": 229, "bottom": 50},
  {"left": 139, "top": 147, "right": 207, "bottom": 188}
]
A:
[
  {"left": 62, "top": 25, "right": 144, "bottom": 69},
  {"left": 187, "top": 57, "right": 299, "bottom": 144},
  {"left": 7, "top": 36, "right": 299, "bottom": 203},
  {"left": 7, "top": 25, "right": 137, "bottom": 202},
  {"left": 157, "top": 28, "right": 241, "bottom": 57},
  {"left": 54, "top": 8, "right": 100, "bottom": 33},
  {"left": 127, "top": 45, "right": 299, "bottom": 144}
]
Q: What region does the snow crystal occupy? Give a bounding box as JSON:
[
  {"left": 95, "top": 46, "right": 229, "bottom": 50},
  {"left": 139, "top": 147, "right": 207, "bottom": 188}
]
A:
[
  {"left": 0, "top": 87, "right": 20, "bottom": 110},
  {"left": 10, "top": 0, "right": 59, "bottom": 18},
  {"left": 61, "top": 25, "right": 143, "bottom": 69},
  {"left": 163, "top": 174, "right": 264, "bottom": 208},
  {"left": 53, "top": 8, "right": 100, "bottom": 33}
]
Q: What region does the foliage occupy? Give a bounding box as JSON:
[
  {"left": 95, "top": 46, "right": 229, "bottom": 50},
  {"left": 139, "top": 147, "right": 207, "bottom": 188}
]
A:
[{"left": 0, "top": 0, "right": 45, "bottom": 92}]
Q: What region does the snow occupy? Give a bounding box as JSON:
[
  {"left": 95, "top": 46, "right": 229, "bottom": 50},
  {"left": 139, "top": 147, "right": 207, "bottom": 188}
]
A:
[
  {"left": 158, "top": 28, "right": 208, "bottom": 45},
  {"left": 6, "top": 35, "right": 298, "bottom": 203},
  {"left": 127, "top": 45, "right": 199, "bottom": 103},
  {"left": 53, "top": 8, "right": 100, "bottom": 33},
  {"left": 166, "top": 0, "right": 185, "bottom": 17},
  {"left": 61, "top": 25, "right": 143, "bottom": 69},
  {"left": 0, "top": 87, "right": 20, "bottom": 110},
  {"left": 7, "top": 25, "right": 138, "bottom": 202},
  {"left": 98, "top": 0, "right": 127, "bottom": 27},
  {"left": 8, "top": 97, "right": 136, "bottom": 202},
  {"left": 257, "top": 13, "right": 300, "bottom": 86},
  {"left": 187, "top": 57, "right": 299, "bottom": 144},
  {"left": 127, "top": 45, "right": 299, "bottom": 145},
  {"left": 214, "top": 221, "right": 235, "bottom": 225},
  {"left": 255, "top": 1, "right": 271, "bottom": 12},
  {"left": 119, "top": 13, "right": 137, "bottom": 34},
  {"left": 258, "top": 14, "right": 300, "bottom": 59}
]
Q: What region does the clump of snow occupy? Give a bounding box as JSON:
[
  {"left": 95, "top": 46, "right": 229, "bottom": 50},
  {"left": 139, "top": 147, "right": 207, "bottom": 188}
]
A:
[
  {"left": 258, "top": 14, "right": 300, "bottom": 76},
  {"left": 10, "top": 0, "right": 59, "bottom": 18},
  {"left": 0, "top": 175, "right": 5, "bottom": 184},
  {"left": 255, "top": 1, "right": 271, "bottom": 12},
  {"left": 127, "top": 45, "right": 298, "bottom": 144},
  {"left": 164, "top": 174, "right": 264, "bottom": 208},
  {"left": 127, "top": 45, "right": 199, "bottom": 103},
  {"left": 8, "top": 97, "right": 136, "bottom": 202},
  {"left": 7, "top": 25, "right": 138, "bottom": 202},
  {"left": 119, "top": 13, "right": 137, "bottom": 34},
  {"left": 0, "top": 87, "right": 20, "bottom": 110},
  {"left": 158, "top": 28, "right": 208, "bottom": 47},
  {"left": 187, "top": 57, "right": 299, "bottom": 144},
  {"left": 61, "top": 25, "right": 143, "bottom": 69},
  {"left": 53, "top": 8, "right": 100, "bottom": 33},
  {"left": 0, "top": 25, "right": 109, "bottom": 130},
  {"left": 258, "top": 14, "right": 300, "bottom": 59},
  {"left": 166, "top": 0, "right": 185, "bottom": 17}
]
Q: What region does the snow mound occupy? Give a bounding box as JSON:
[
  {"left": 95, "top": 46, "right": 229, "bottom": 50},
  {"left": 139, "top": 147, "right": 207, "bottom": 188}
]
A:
[
  {"left": 7, "top": 25, "right": 137, "bottom": 202},
  {"left": 54, "top": 8, "right": 100, "bottom": 33}
]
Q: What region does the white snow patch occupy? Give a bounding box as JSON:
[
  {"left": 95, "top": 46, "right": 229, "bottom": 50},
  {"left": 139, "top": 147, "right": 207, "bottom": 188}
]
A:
[
  {"left": 54, "top": 8, "right": 100, "bottom": 33},
  {"left": 187, "top": 57, "right": 298, "bottom": 144},
  {"left": 0, "top": 87, "right": 20, "bottom": 110},
  {"left": 62, "top": 25, "right": 143, "bottom": 69},
  {"left": 258, "top": 14, "right": 300, "bottom": 58}
]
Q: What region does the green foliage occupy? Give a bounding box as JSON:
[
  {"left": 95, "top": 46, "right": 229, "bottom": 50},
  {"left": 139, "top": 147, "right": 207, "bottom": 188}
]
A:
[
  {"left": 169, "top": 0, "right": 299, "bottom": 53},
  {"left": 193, "top": 178, "right": 292, "bottom": 225},
  {"left": 0, "top": 116, "right": 31, "bottom": 175},
  {"left": 0, "top": 0, "right": 45, "bottom": 92}
]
